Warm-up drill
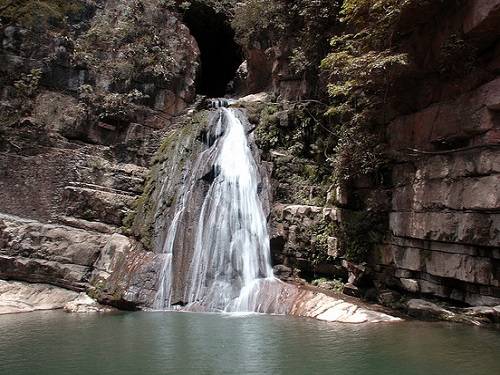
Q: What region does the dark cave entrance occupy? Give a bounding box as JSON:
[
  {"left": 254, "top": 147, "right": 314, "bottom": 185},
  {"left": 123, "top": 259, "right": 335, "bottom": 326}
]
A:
[{"left": 183, "top": 2, "right": 243, "bottom": 97}]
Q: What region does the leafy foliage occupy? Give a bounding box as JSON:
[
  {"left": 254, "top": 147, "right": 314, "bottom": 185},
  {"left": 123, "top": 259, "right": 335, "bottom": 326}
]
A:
[
  {"left": 0, "top": 0, "right": 84, "bottom": 29},
  {"left": 74, "top": 0, "right": 180, "bottom": 84},
  {"left": 185, "top": 0, "right": 237, "bottom": 14},
  {"left": 78, "top": 85, "right": 148, "bottom": 123},
  {"left": 13, "top": 68, "right": 42, "bottom": 97},
  {"left": 255, "top": 102, "right": 331, "bottom": 161},
  {"left": 321, "top": 0, "right": 413, "bottom": 181},
  {"left": 335, "top": 210, "right": 387, "bottom": 263},
  {"left": 233, "top": 0, "right": 413, "bottom": 182},
  {"left": 252, "top": 100, "right": 337, "bottom": 206},
  {"left": 231, "top": 0, "right": 283, "bottom": 45},
  {"left": 437, "top": 33, "right": 477, "bottom": 78},
  {"left": 1, "top": 68, "right": 44, "bottom": 121},
  {"left": 312, "top": 277, "right": 345, "bottom": 293},
  {"left": 232, "top": 0, "right": 341, "bottom": 80}
]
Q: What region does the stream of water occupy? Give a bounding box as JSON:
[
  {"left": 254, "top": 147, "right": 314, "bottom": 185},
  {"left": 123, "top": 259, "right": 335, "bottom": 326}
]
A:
[
  {"left": 154, "top": 104, "right": 281, "bottom": 312},
  {"left": 1, "top": 311, "right": 499, "bottom": 375}
]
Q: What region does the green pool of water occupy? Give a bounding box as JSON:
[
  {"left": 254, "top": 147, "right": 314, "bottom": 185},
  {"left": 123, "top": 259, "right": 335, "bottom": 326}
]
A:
[{"left": 1, "top": 311, "right": 499, "bottom": 375}]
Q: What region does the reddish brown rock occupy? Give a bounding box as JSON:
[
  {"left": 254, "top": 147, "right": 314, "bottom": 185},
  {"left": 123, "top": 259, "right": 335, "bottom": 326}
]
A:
[
  {"left": 388, "top": 78, "right": 500, "bottom": 152},
  {"left": 464, "top": 0, "right": 500, "bottom": 40},
  {"left": 245, "top": 47, "right": 273, "bottom": 93}
]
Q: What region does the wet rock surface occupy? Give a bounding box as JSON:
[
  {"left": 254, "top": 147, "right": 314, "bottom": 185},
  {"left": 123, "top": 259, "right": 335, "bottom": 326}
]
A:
[
  {"left": 406, "top": 299, "right": 455, "bottom": 320},
  {"left": 405, "top": 298, "right": 500, "bottom": 325},
  {"left": 289, "top": 286, "right": 400, "bottom": 324},
  {"left": 237, "top": 280, "right": 401, "bottom": 323}
]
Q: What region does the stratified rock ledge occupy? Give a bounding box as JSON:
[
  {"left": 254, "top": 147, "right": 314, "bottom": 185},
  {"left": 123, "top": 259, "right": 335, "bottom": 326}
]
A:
[
  {"left": 234, "top": 279, "right": 401, "bottom": 324},
  {"left": 287, "top": 284, "right": 401, "bottom": 324},
  {"left": 290, "top": 290, "right": 401, "bottom": 324},
  {"left": 0, "top": 280, "right": 111, "bottom": 314}
]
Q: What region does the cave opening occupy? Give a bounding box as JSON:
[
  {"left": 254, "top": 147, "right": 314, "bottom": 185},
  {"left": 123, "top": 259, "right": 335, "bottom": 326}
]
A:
[{"left": 183, "top": 2, "right": 243, "bottom": 97}]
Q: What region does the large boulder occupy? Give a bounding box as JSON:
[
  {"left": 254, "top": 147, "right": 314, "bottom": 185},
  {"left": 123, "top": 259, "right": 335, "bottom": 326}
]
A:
[
  {"left": 406, "top": 299, "right": 455, "bottom": 320},
  {"left": 89, "top": 234, "right": 161, "bottom": 309}
]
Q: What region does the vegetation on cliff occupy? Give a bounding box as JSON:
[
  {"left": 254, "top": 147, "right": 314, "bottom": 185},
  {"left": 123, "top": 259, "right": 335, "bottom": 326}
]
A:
[
  {"left": 123, "top": 110, "right": 208, "bottom": 250},
  {"left": 233, "top": 0, "right": 473, "bottom": 184},
  {"left": 233, "top": 0, "right": 340, "bottom": 83},
  {"left": 320, "top": 0, "right": 410, "bottom": 181},
  {"left": 1, "top": 0, "right": 201, "bottom": 146},
  {"left": 0, "top": 0, "right": 85, "bottom": 29},
  {"left": 233, "top": 0, "right": 477, "bottom": 266},
  {"left": 74, "top": 1, "right": 180, "bottom": 84},
  {"left": 232, "top": 0, "right": 398, "bottom": 182}
]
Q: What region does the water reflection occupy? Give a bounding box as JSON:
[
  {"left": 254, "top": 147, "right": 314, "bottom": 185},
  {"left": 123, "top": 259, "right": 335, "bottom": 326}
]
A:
[{"left": 0, "top": 312, "right": 499, "bottom": 375}]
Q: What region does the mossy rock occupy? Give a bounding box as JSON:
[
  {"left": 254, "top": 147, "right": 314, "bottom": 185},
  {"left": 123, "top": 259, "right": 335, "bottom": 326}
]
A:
[{"left": 123, "top": 111, "right": 207, "bottom": 251}]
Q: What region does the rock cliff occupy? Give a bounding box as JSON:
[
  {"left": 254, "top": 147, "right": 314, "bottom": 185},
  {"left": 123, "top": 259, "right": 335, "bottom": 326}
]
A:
[
  {"left": 369, "top": 1, "right": 500, "bottom": 308},
  {"left": 0, "top": 0, "right": 200, "bottom": 310},
  {"left": 0, "top": 0, "right": 498, "bottom": 322},
  {"left": 233, "top": 1, "right": 500, "bottom": 313}
]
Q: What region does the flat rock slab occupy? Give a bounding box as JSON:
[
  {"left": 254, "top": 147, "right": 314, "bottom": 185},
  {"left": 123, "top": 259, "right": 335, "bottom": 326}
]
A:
[
  {"left": 406, "top": 299, "right": 454, "bottom": 320},
  {"left": 289, "top": 287, "right": 401, "bottom": 324},
  {"left": 0, "top": 280, "right": 79, "bottom": 314},
  {"left": 231, "top": 279, "right": 402, "bottom": 323},
  {"left": 233, "top": 92, "right": 270, "bottom": 104},
  {"left": 406, "top": 298, "right": 500, "bottom": 324},
  {"left": 63, "top": 293, "right": 116, "bottom": 313},
  {"left": 0, "top": 280, "right": 112, "bottom": 315}
]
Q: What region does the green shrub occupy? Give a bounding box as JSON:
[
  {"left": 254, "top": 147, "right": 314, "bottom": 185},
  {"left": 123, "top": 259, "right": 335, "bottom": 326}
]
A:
[
  {"left": 336, "top": 210, "right": 386, "bottom": 263},
  {"left": 13, "top": 68, "right": 42, "bottom": 97},
  {"left": 78, "top": 85, "right": 148, "bottom": 123},
  {"left": 0, "top": 0, "right": 84, "bottom": 29},
  {"left": 437, "top": 33, "right": 477, "bottom": 78},
  {"left": 312, "top": 278, "right": 345, "bottom": 293},
  {"left": 232, "top": 0, "right": 341, "bottom": 82},
  {"left": 74, "top": 0, "right": 180, "bottom": 84},
  {"left": 321, "top": 0, "right": 413, "bottom": 182}
]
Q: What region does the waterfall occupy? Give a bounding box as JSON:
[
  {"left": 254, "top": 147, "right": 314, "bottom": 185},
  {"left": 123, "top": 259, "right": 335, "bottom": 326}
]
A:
[{"left": 153, "top": 102, "right": 281, "bottom": 313}]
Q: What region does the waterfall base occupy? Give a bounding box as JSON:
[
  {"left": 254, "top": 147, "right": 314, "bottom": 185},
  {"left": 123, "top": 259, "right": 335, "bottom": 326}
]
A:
[{"left": 159, "top": 279, "right": 400, "bottom": 323}]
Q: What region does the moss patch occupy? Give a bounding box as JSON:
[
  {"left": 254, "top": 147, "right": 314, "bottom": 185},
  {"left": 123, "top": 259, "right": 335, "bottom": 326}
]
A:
[
  {"left": 123, "top": 111, "right": 207, "bottom": 250},
  {"left": 253, "top": 102, "right": 333, "bottom": 206},
  {"left": 312, "top": 277, "right": 345, "bottom": 293}
]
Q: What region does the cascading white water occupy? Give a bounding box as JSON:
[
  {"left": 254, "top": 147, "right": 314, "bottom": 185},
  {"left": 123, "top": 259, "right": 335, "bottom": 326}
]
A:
[
  {"left": 184, "top": 107, "right": 275, "bottom": 312},
  {"left": 153, "top": 140, "right": 189, "bottom": 310},
  {"left": 153, "top": 102, "right": 281, "bottom": 313}
]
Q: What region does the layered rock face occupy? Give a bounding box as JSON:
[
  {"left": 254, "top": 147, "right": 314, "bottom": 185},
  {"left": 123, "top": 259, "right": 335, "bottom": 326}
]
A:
[
  {"left": 375, "top": 84, "right": 500, "bottom": 306},
  {"left": 0, "top": 0, "right": 201, "bottom": 310},
  {"left": 247, "top": 2, "right": 500, "bottom": 310},
  {"left": 368, "top": 2, "right": 500, "bottom": 307}
]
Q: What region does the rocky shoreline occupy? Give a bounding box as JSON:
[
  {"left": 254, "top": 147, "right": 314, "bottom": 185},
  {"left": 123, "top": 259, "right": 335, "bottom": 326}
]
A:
[{"left": 2, "top": 276, "right": 500, "bottom": 327}]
